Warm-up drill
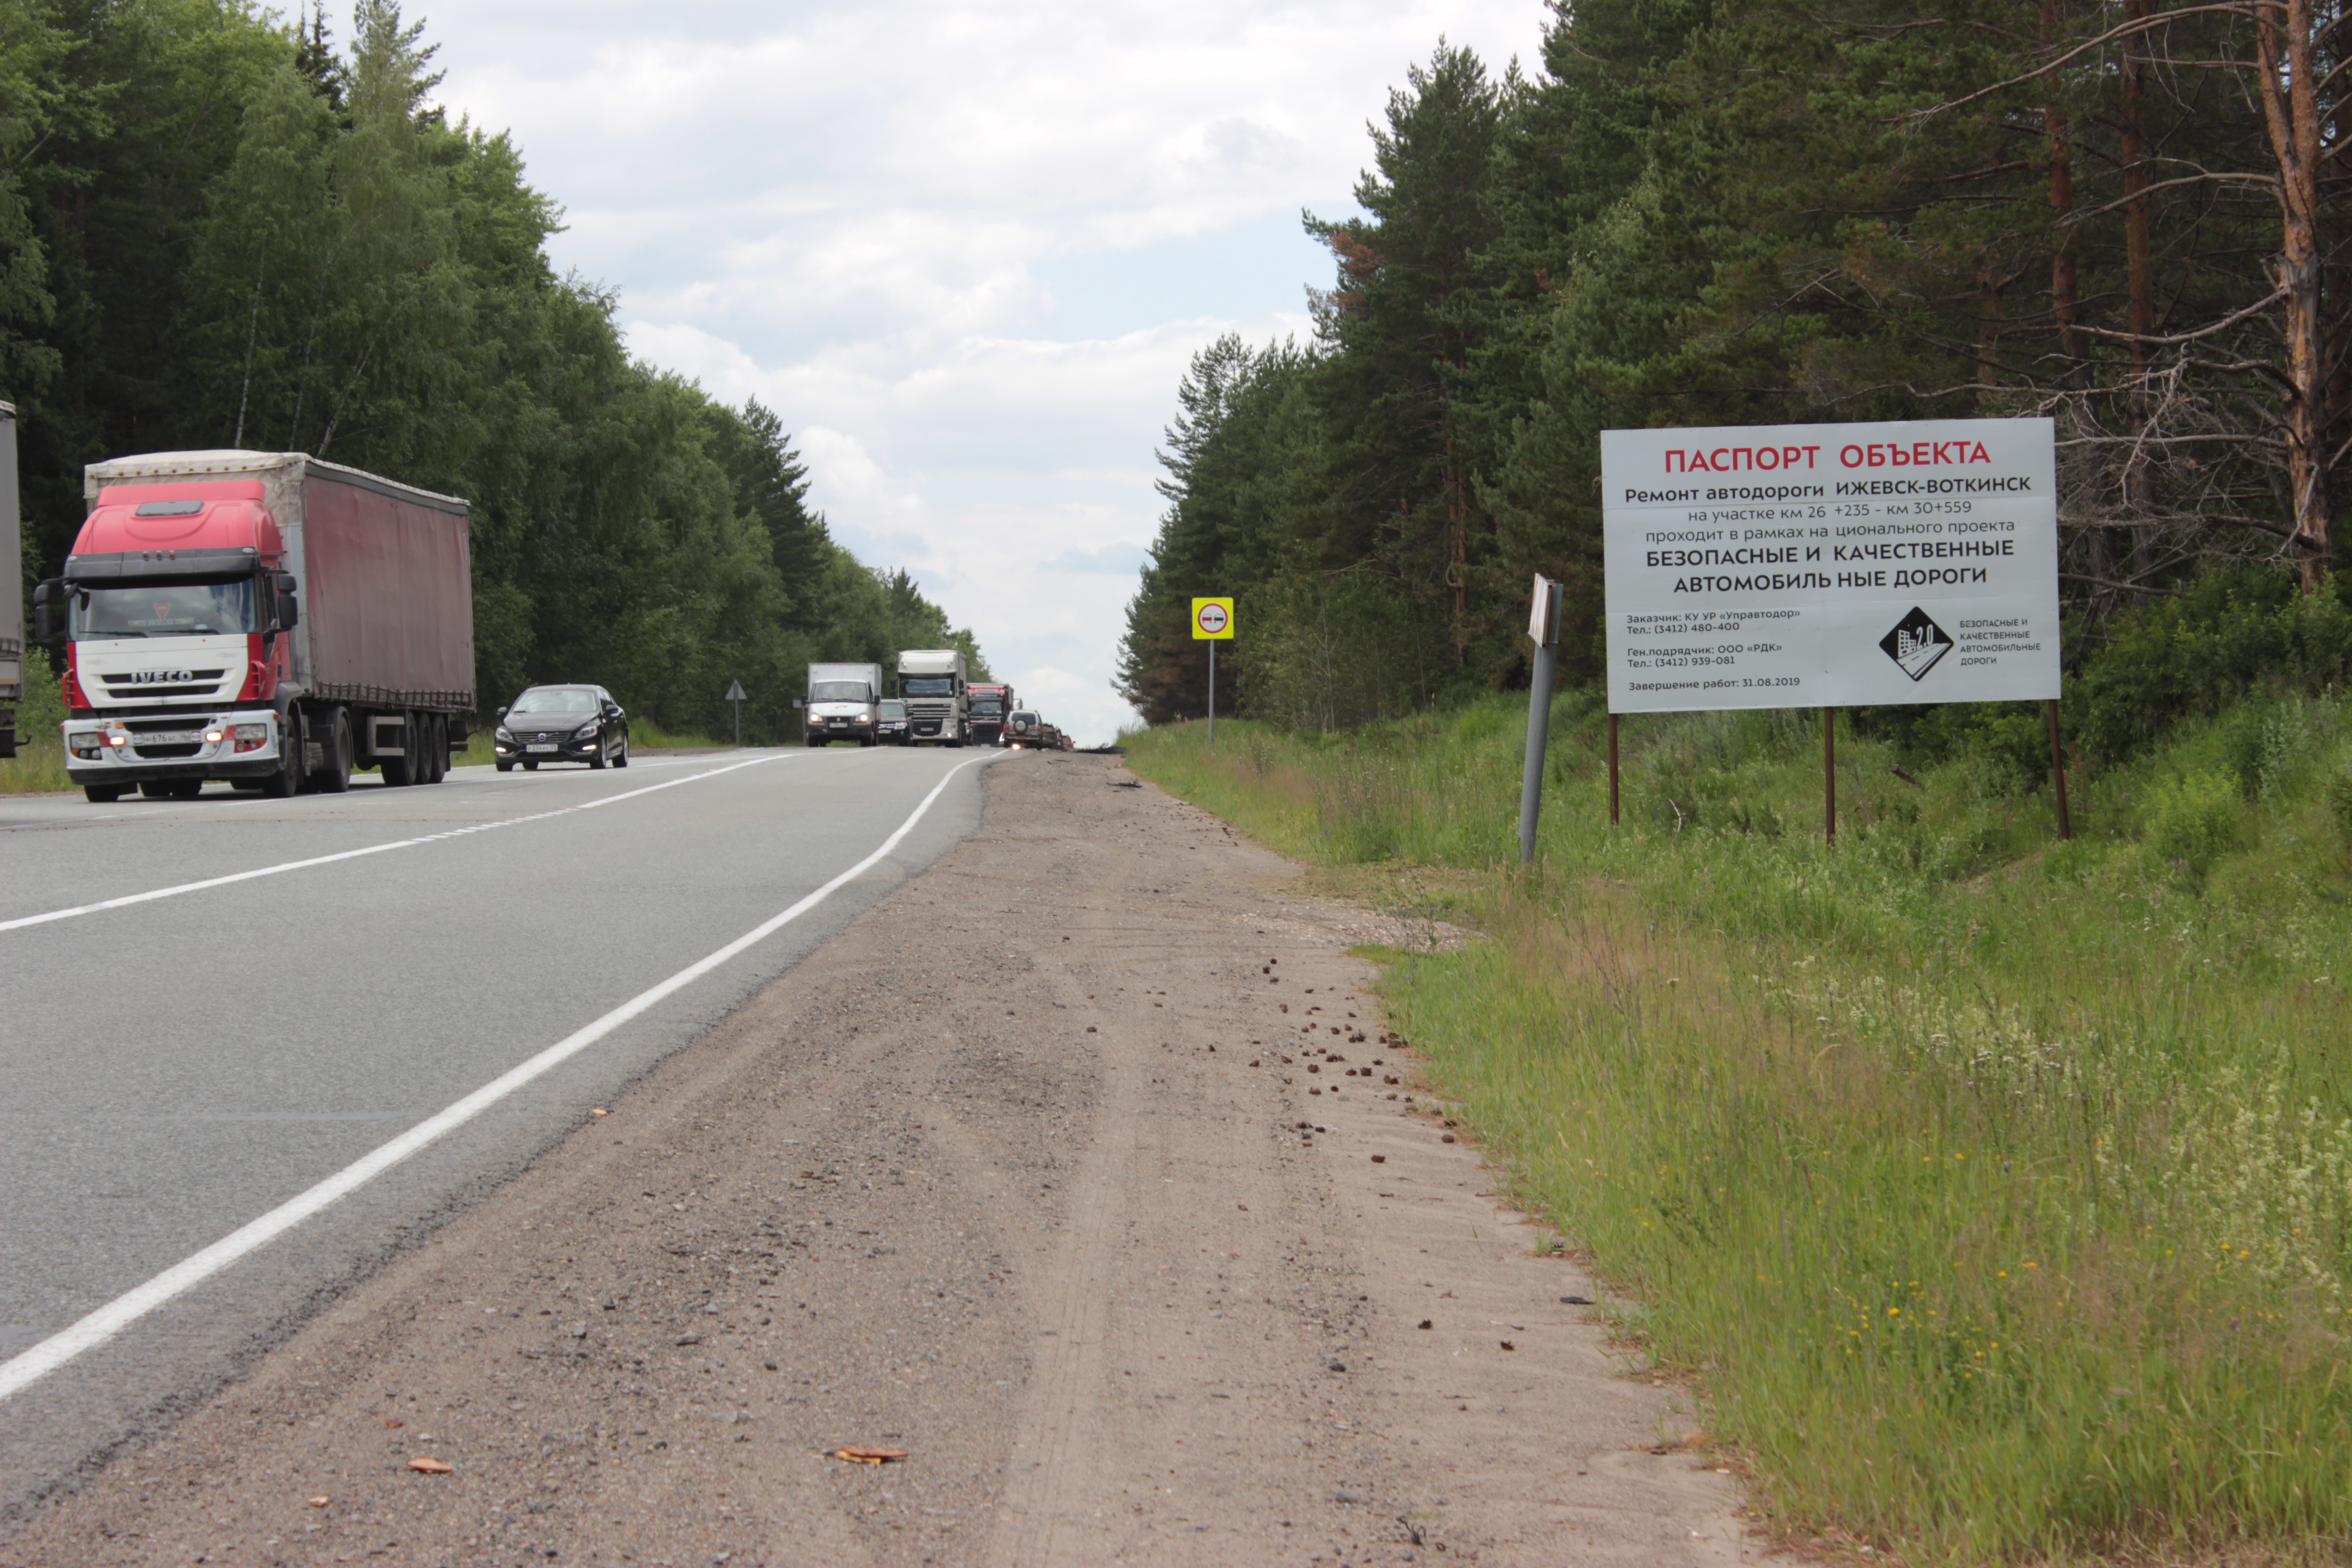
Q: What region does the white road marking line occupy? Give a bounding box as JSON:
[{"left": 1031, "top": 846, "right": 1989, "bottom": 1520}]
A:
[
  {"left": 0, "top": 755, "right": 790, "bottom": 934},
  {"left": 0, "top": 753, "right": 987, "bottom": 1402}
]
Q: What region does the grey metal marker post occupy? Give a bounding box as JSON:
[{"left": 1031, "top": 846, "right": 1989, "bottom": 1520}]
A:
[
  {"left": 725, "top": 678, "right": 746, "bottom": 747},
  {"left": 1519, "top": 574, "right": 1561, "bottom": 864}
]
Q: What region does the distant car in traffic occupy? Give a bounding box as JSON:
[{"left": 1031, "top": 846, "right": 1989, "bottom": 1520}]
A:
[
  {"left": 1039, "top": 722, "right": 1064, "bottom": 750},
  {"left": 1003, "top": 709, "right": 1043, "bottom": 750},
  {"left": 495, "top": 685, "right": 630, "bottom": 771},
  {"left": 877, "top": 698, "right": 910, "bottom": 745}
]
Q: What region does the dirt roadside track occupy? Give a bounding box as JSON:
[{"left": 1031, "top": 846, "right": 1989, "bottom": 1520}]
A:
[{"left": 2, "top": 752, "right": 1762, "bottom": 1567}]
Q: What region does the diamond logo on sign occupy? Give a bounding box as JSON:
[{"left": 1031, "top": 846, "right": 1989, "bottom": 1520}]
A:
[{"left": 1879, "top": 607, "right": 1954, "bottom": 681}]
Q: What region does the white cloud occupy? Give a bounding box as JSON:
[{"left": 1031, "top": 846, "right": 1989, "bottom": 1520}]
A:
[{"left": 427, "top": 0, "right": 1542, "bottom": 742}]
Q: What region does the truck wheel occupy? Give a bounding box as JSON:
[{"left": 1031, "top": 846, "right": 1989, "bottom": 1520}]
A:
[
  {"left": 317, "top": 708, "right": 353, "bottom": 793},
  {"left": 262, "top": 723, "right": 300, "bottom": 798},
  {"left": 381, "top": 712, "right": 416, "bottom": 786},
  {"left": 83, "top": 784, "right": 126, "bottom": 804},
  {"left": 421, "top": 714, "right": 446, "bottom": 783}
]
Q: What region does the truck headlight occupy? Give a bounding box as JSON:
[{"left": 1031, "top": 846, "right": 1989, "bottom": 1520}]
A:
[{"left": 233, "top": 723, "right": 267, "bottom": 753}]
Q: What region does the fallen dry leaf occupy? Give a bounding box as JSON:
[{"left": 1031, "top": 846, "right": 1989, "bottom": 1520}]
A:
[
  {"left": 833, "top": 1446, "right": 908, "bottom": 1465},
  {"left": 308, "top": 1497, "right": 329, "bottom": 1508},
  {"left": 407, "top": 1457, "right": 453, "bottom": 1475}
]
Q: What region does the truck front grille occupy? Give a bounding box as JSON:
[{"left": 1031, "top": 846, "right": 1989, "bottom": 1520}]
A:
[{"left": 103, "top": 669, "right": 230, "bottom": 700}]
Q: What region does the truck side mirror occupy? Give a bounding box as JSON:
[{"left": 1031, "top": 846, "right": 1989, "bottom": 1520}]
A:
[
  {"left": 30, "top": 580, "right": 62, "bottom": 645},
  {"left": 273, "top": 573, "right": 299, "bottom": 630}
]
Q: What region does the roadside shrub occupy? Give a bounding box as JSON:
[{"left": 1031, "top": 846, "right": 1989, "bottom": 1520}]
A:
[
  {"left": 2140, "top": 768, "right": 2240, "bottom": 880},
  {"left": 2075, "top": 566, "right": 2352, "bottom": 764},
  {"left": 1240, "top": 572, "right": 1439, "bottom": 731}
]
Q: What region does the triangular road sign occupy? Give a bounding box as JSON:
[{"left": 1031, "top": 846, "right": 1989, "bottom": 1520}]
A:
[{"left": 723, "top": 679, "right": 747, "bottom": 701}]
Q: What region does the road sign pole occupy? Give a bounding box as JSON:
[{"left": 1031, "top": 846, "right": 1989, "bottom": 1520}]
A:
[
  {"left": 1207, "top": 640, "right": 1216, "bottom": 745},
  {"left": 722, "top": 678, "right": 748, "bottom": 748},
  {"left": 1519, "top": 576, "right": 1560, "bottom": 865}
]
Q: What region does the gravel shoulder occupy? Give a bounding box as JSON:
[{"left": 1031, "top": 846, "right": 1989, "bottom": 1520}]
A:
[{"left": 3, "top": 751, "right": 1762, "bottom": 1566}]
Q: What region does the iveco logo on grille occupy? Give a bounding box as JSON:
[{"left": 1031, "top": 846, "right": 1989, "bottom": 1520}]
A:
[{"left": 123, "top": 669, "right": 197, "bottom": 684}]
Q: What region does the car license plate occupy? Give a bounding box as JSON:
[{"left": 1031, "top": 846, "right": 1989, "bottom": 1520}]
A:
[{"left": 526, "top": 743, "right": 558, "bottom": 753}]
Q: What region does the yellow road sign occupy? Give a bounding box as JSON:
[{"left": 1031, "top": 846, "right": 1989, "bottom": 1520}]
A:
[{"left": 1191, "top": 597, "right": 1234, "bottom": 640}]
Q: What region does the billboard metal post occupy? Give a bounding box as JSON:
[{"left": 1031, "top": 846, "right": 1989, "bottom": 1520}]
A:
[
  {"left": 1519, "top": 575, "right": 1562, "bottom": 864},
  {"left": 1823, "top": 708, "right": 1837, "bottom": 845},
  {"left": 2046, "top": 699, "right": 2072, "bottom": 839},
  {"left": 1607, "top": 714, "right": 1620, "bottom": 826}
]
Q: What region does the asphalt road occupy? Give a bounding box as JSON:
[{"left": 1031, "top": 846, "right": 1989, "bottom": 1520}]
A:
[{"left": 0, "top": 745, "right": 995, "bottom": 1520}]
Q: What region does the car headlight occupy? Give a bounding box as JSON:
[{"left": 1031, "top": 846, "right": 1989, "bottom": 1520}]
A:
[
  {"left": 573, "top": 721, "right": 600, "bottom": 739},
  {"left": 495, "top": 726, "right": 514, "bottom": 741}
]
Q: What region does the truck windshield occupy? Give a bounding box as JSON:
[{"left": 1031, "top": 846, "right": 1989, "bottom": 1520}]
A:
[
  {"left": 809, "top": 681, "right": 872, "bottom": 703},
  {"left": 970, "top": 699, "right": 1003, "bottom": 717},
  {"left": 901, "top": 675, "right": 956, "bottom": 696},
  {"left": 71, "top": 578, "right": 255, "bottom": 639}
]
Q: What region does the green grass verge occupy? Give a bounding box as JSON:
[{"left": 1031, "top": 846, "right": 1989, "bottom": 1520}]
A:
[
  {"left": 0, "top": 733, "right": 76, "bottom": 793},
  {"left": 1124, "top": 696, "right": 2352, "bottom": 1563}
]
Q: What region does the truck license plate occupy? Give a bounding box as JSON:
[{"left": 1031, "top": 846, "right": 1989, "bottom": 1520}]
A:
[
  {"left": 526, "top": 743, "right": 558, "bottom": 753},
  {"left": 135, "top": 731, "right": 201, "bottom": 746}
]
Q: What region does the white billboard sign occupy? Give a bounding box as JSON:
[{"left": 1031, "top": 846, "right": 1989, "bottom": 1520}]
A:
[{"left": 1602, "top": 418, "right": 2059, "bottom": 712}]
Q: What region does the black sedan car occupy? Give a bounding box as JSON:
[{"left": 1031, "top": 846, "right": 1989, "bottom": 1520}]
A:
[
  {"left": 876, "top": 698, "right": 911, "bottom": 745},
  {"left": 495, "top": 685, "right": 631, "bottom": 770}
]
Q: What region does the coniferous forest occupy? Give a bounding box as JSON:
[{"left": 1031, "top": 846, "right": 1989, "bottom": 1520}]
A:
[
  {"left": 0, "top": 0, "right": 986, "bottom": 744},
  {"left": 1121, "top": 0, "right": 2352, "bottom": 735}
]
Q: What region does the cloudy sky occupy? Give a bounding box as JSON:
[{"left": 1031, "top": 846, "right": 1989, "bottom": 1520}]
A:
[{"left": 429, "top": 0, "right": 1545, "bottom": 744}]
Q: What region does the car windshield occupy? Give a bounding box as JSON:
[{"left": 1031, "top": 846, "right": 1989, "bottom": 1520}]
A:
[
  {"left": 900, "top": 674, "right": 956, "bottom": 696},
  {"left": 510, "top": 687, "right": 598, "bottom": 714},
  {"left": 71, "top": 578, "right": 255, "bottom": 639},
  {"left": 878, "top": 701, "right": 906, "bottom": 718},
  {"left": 809, "top": 681, "right": 871, "bottom": 703}
]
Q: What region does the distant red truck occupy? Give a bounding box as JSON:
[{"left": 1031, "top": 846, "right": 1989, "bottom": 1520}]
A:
[{"left": 967, "top": 681, "right": 1015, "bottom": 747}]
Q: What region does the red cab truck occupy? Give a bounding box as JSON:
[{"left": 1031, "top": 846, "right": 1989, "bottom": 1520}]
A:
[
  {"left": 966, "top": 681, "right": 1014, "bottom": 746},
  {"left": 34, "top": 450, "right": 473, "bottom": 803}
]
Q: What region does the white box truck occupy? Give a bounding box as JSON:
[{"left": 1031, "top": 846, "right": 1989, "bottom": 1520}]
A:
[
  {"left": 804, "top": 661, "right": 885, "bottom": 746},
  {"left": 897, "top": 648, "right": 967, "bottom": 746}
]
